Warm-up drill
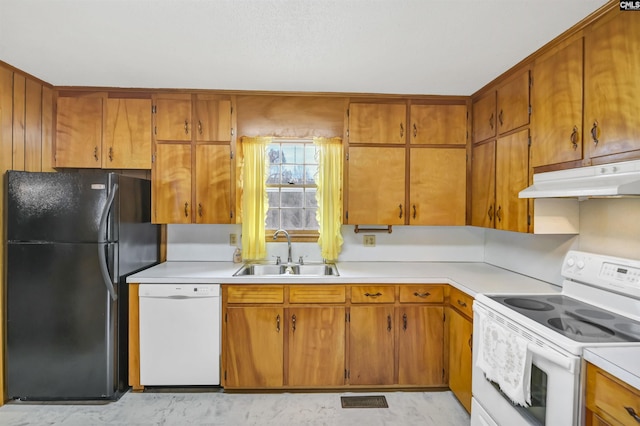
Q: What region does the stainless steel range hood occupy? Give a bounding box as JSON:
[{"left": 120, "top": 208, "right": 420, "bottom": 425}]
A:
[{"left": 519, "top": 159, "right": 640, "bottom": 199}]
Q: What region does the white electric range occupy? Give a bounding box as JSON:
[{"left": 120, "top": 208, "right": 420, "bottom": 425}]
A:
[{"left": 471, "top": 250, "right": 640, "bottom": 426}]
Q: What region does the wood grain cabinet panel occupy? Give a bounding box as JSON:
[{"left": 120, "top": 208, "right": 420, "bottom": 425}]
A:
[
  {"left": 531, "top": 38, "right": 583, "bottom": 168},
  {"left": 497, "top": 70, "right": 530, "bottom": 135},
  {"left": 495, "top": 129, "right": 529, "bottom": 233},
  {"left": 151, "top": 143, "right": 192, "bottom": 223},
  {"left": 195, "top": 144, "right": 232, "bottom": 224},
  {"left": 226, "top": 286, "right": 284, "bottom": 304},
  {"left": 348, "top": 306, "right": 395, "bottom": 385},
  {"left": 450, "top": 287, "right": 474, "bottom": 319},
  {"left": 351, "top": 285, "right": 396, "bottom": 303},
  {"left": 399, "top": 285, "right": 444, "bottom": 304},
  {"left": 348, "top": 103, "right": 406, "bottom": 144},
  {"left": 397, "top": 306, "right": 444, "bottom": 386},
  {"left": 448, "top": 306, "right": 473, "bottom": 413},
  {"left": 586, "top": 362, "right": 640, "bottom": 426},
  {"left": 55, "top": 95, "right": 103, "bottom": 168},
  {"left": 104, "top": 98, "right": 152, "bottom": 169},
  {"left": 195, "top": 97, "right": 232, "bottom": 142},
  {"left": 410, "top": 104, "right": 466, "bottom": 145},
  {"left": 472, "top": 92, "right": 496, "bottom": 143},
  {"left": 584, "top": 10, "right": 640, "bottom": 161},
  {"left": 471, "top": 141, "right": 496, "bottom": 228},
  {"left": 289, "top": 286, "right": 346, "bottom": 303},
  {"left": 154, "top": 95, "right": 192, "bottom": 141}
]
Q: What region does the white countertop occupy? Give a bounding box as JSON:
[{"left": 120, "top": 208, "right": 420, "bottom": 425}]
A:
[
  {"left": 127, "top": 261, "right": 561, "bottom": 297},
  {"left": 584, "top": 346, "right": 640, "bottom": 391}
]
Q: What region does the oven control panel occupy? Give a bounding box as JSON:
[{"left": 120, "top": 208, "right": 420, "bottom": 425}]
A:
[{"left": 563, "top": 250, "right": 640, "bottom": 298}]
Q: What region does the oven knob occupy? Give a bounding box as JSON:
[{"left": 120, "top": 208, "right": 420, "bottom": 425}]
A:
[
  {"left": 577, "top": 260, "right": 585, "bottom": 269},
  {"left": 567, "top": 258, "right": 575, "bottom": 267}
]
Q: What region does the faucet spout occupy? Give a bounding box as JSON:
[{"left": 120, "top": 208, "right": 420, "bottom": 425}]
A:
[{"left": 273, "top": 229, "right": 293, "bottom": 264}]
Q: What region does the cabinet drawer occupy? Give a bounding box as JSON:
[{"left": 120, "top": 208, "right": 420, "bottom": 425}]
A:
[
  {"left": 399, "top": 285, "right": 444, "bottom": 303},
  {"left": 587, "top": 363, "right": 640, "bottom": 425},
  {"left": 289, "top": 286, "right": 346, "bottom": 303},
  {"left": 226, "top": 286, "right": 284, "bottom": 304},
  {"left": 450, "top": 287, "right": 473, "bottom": 318},
  {"left": 350, "top": 286, "right": 395, "bottom": 303}
]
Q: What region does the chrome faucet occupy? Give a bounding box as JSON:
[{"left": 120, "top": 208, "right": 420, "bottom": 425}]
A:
[{"left": 273, "top": 229, "right": 293, "bottom": 264}]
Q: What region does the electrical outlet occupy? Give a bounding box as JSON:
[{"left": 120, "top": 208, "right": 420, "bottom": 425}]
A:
[
  {"left": 363, "top": 235, "right": 376, "bottom": 247},
  {"left": 229, "top": 233, "right": 237, "bottom": 246}
]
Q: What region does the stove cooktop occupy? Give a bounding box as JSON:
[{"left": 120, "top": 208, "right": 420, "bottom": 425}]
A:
[{"left": 488, "top": 294, "right": 640, "bottom": 344}]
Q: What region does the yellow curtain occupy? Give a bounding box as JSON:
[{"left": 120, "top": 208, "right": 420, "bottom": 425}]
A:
[
  {"left": 314, "top": 137, "right": 343, "bottom": 261},
  {"left": 240, "top": 136, "right": 271, "bottom": 260}
]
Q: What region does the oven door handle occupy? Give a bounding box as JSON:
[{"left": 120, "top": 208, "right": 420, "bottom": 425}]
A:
[{"left": 528, "top": 343, "right": 575, "bottom": 374}]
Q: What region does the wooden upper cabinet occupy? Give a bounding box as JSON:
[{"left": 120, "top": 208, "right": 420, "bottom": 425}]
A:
[
  {"left": 584, "top": 9, "right": 640, "bottom": 161},
  {"left": 471, "top": 141, "right": 496, "bottom": 228},
  {"left": 409, "top": 147, "right": 466, "bottom": 225},
  {"left": 346, "top": 146, "right": 405, "bottom": 225},
  {"left": 410, "top": 104, "right": 467, "bottom": 145},
  {"left": 495, "top": 129, "right": 529, "bottom": 233},
  {"left": 472, "top": 92, "right": 496, "bottom": 143},
  {"left": 55, "top": 95, "right": 103, "bottom": 168},
  {"left": 195, "top": 97, "right": 232, "bottom": 142},
  {"left": 154, "top": 95, "right": 192, "bottom": 141},
  {"left": 195, "top": 144, "right": 231, "bottom": 224},
  {"left": 348, "top": 103, "right": 407, "bottom": 144},
  {"left": 496, "top": 70, "right": 530, "bottom": 135},
  {"left": 531, "top": 38, "right": 584, "bottom": 168},
  {"left": 103, "top": 98, "right": 152, "bottom": 169},
  {"left": 152, "top": 142, "right": 192, "bottom": 224}
]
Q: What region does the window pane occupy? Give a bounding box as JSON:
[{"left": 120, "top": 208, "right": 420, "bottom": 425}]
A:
[
  {"left": 267, "top": 189, "right": 280, "bottom": 207},
  {"left": 282, "top": 145, "right": 304, "bottom": 164},
  {"left": 305, "top": 188, "right": 317, "bottom": 207},
  {"left": 305, "top": 145, "right": 318, "bottom": 164},
  {"left": 267, "top": 145, "right": 283, "bottom": 164},
  {"left": 282, "top": 209, "right": 303, "bottom": 229},
  {"left": 282, "top": 164, "right": 303, "bottom": 185},
  {"left": 267, "top": 165, "right": 281, "bottom": 184},
  {"left": 266, "top": 209, "right": 279, "bottom": 229},
  {"left": 305, "top": 165, "right": 317, "bottom": 185},
  {"left": 305, "top": 208, "right": 318, "bottom": 229},
  {"left": 281, "top": 188, "right": 303, "bottom": 207}
]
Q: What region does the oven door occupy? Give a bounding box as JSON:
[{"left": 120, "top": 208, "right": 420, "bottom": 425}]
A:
[{"left": 472, "top": 304, "right": 581, "bottom": 426}]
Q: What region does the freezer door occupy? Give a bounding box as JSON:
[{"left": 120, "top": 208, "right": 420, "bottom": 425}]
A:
[
  {"left": 6, "top": 242, "right": 117, "bottom": 400},
  {"left": 6, "top": 170, "right": 113, "bottom": 243}
]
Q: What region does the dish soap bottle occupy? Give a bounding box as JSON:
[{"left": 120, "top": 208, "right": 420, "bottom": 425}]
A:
[{"left": 233, "top": 247, "right": 242, "bottom": 263}]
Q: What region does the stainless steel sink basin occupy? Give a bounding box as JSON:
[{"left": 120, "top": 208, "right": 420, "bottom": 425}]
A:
[{"left": 233, "top": 263, "right": 339, "bottom": 277}]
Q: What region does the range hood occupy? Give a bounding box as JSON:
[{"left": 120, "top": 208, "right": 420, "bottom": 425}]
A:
[{"left": 519, "top": 159, "right": 640, "bottom": 199}]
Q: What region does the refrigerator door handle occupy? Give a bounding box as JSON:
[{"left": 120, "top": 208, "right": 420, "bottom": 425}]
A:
[{"left": 98, "top": 183, "right": 119, "bottom": 301}]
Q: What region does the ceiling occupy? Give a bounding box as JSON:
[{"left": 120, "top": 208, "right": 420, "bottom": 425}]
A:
[{"left": 0, "top": 0, "right": 609, "bottom": 96}]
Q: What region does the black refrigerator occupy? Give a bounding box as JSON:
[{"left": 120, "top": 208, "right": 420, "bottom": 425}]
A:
[{"left": 5, "top": 170, "right": 160, "bottom": 401}]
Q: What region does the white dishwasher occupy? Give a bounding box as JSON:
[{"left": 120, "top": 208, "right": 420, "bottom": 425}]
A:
[{"left": 139, "top": 283, "right": 220, "bottom": 386}]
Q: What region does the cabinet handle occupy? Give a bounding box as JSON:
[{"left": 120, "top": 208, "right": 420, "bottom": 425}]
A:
[
  {"left": 624, "top": 407, "right": 640, "bottom": 423},
  {"left": 498, "top": 109, "right": 504, "bottom": 126},
  {"left": 412, "top": 204, "right": 417, "bottom": 219},
  {"left": 488, "top": 205, "right": 494, "bottom": 221},
  {"left": 364, "top": 292, "right": 382, "bottom": 298},
  {"left": 489, "top": 113, "right": 494, "bottom": 130},
  {"left": 403, "top": 313, "right": 407, "bottom": 331},
  {"left": 591, "top": 121, "right": 599, "bottom": 146},
  {"left": 413, "top": 291, "right": 431, "bottom": 298},
  {"left": 184, "top": 119, "right": 189, "bottom": 135},
  {"left": 198, "top": 203, "right": 203, "bottom": 217},
  {"left": 184, "top": 202, "right": 189, "bottom": 217},
  {"left": 570, "top": 126, "right": 579, "bottom": 150},
  {"left": 387, "top": 314, "right": 392, "bottom": 332},
  {"left": 468, "top": 334, "right": 473, "bottom": 350},
  {"left": 198, "top": 120, "right": 203, "bottom": 135},
  {"left": 108, "top": 147, "right": 113, "bottom": 162},
  {"left": 496, "top": 205, "right": 502, "bottom": 222},
  {"left": 399, "top": 204, "right": 403, "bottom": 219},
  {"left": 399, "top": 123, "right": 404, "bottom": 138},
  {"left": 94, "top": 146, "right": 99, "bottom": 161},
  {"left": 413, "top": 123, "right": 417, "bottom": 138},
  {"left": 276, "top": 314, "right": 280, "bottom": 333},
  {"left": 457, "top": 299, "right": 468, "bottom": 308},
  {"left": 292, "top": 314, "right": 296, "bottom": 332}
]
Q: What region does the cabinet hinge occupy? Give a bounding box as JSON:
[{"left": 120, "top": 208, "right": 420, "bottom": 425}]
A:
[
  {"left": 528, "top": 214, "right": 531, "bottom": 226},
  {"left": 152, "top": 105, "right": 157, "bottom": 114},
  {"left": 345, "top": 211, "right": 348, "bottom": 220},
  {"left": 443, "top": 312, "right": 446, "bottom": 322},
  {"left": 152, "top": 153, "right": 156, "bottom": 163},
  {"left": 230, "top": 150, "right": 234, "bottom": 160},
  {"left": 529, "top": 74, "right": 533, "bottom": 87},
  {"left": 346, "top": 108, "right": 350, "bottom": 117},
  {"left": 346, "top": 152, "right": 349, "bottom": 161},
  {"left": 346, "top": 129, "right": 349, "bottom": 138},
  {"left": 224, "top": 370, "right": 227, "bottom": 380},
  {"left": 231, "top": 128, "right": 235, "bottom": 137},
  {"left": 346, "top": 312, "right": 350, "bottom": 322},
  {"left": 528, "top": 105, "right": 532, "bottom": 116},
  {"left": 154, "top": 126, "right": 157, "bottom": 135},
  {"left": 230, "top": 210, "right": 234, "bottom": 219},
  {"left": 528, "top": 136, "right": 532, "bottom": 147},
  {"left": 225, "top": 312, "right": 228, "bottom": 322},
  {"left": 231, "top": 106, "right": 234, "bottom": 115},
  {"left": 442, "top": 368, "right": 445, "bottom": 381}
]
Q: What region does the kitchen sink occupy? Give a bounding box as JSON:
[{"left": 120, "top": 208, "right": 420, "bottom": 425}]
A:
[{"left": 233, "top": 263, "right": 339, "bottom": 277}]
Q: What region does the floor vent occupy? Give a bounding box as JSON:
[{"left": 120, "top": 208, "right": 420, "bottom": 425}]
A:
[{"left": 340, "top": 395, "right": 388, "bottom": 408}]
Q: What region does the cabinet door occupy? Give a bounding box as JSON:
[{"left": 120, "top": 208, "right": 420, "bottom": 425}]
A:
[
  {"left": 584, "top": 10, "right": 640, "bottom": 160},
  {"left": 195, "top": 144, "right": 231, "bottom": 224},
  {"left": 195, "top": 98, "right": 232, "bottom": 142},
  {"left": 104, "top": 98, "right": 152, "bottom": 169},
  {"left": 409, "top": 147, "right": 466, "bottom": 225},
  {"left": 152, "top": 143, "right": 192, "bottom": 224},
  {"left": 448, "top": 307, "right": 473, "bottom": 413},
  {"left": 531, "top": 38, "right": 583, "bottom": 167},
  {"left": 349, "top": 306, "right": 394, "bottom": 385},
  {"left": 398, "top": 306, "right": 444, "bottom": 386},
  {"left": 347, "top": 147, "right": 405, "bottom": 224},
  {"left": 225, "top": 306, "right": 284, "bottom": 388},
  {"left": 348, "top": 103, "right": 406, "bottom": 144},
  {"left": 287, "top": 307, "right": 345, "bottom": 387},
  {"left": 410, "top": 104, "right": 466, "bottom": 145},
  {"left": 471, "top": 141, "right": 496, "bottom": 228},
  {"left": 55, "top": 96, "right": 103, "bottom": 168},
  {"left": 154, "top": 96, "right": 192, "bottom": 141},
  {"left": 472, "top": 92, "right": 496, "bottom": 143},
  {"left": 497, "top": 70, "right": 530, "bottom": 134},
  {"left": 496, "top": 129, "right": 529, "bottom": 233}
]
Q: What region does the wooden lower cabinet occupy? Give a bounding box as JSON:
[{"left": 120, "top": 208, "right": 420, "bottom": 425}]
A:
[
  {"left": 585, "top": 362, "right": 640, "bottom": 426},
  {"left": 287, "top": 306, "right": 345, "bottom": 387},
  {"left": 398, "top": 306, "right": 444, "bottom": 386},
  {"left": 448, "top": 306, "right": 473, "bottom": 412},
  {"left": 225, "top": 306, "right": 284, "bottom": 388},
  {"left": 349, "top": 305, "right": 395, "bottom": 385}
]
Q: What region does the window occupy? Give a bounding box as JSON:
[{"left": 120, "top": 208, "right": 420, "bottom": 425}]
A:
[{"left": 265, "top": 139, "right": 318, "bottom": 233}]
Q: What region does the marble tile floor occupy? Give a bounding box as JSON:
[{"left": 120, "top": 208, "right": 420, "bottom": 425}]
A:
[{"left": 0, "top": 389, "right": 470, "bottom": 426}]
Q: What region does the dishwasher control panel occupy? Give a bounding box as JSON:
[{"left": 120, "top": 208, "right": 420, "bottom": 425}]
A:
[{"left": 138, "top": 283, "right": 220, "bottom": 298}]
